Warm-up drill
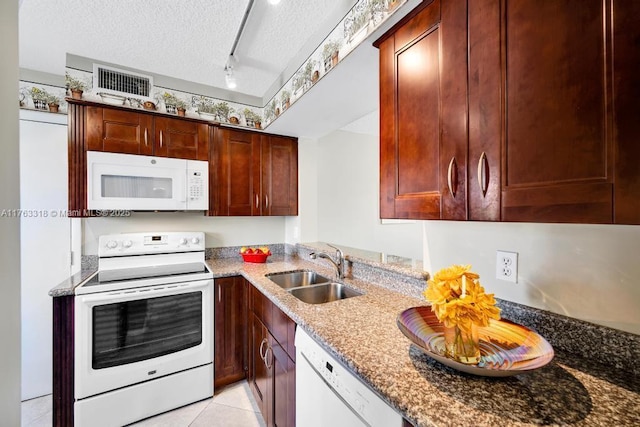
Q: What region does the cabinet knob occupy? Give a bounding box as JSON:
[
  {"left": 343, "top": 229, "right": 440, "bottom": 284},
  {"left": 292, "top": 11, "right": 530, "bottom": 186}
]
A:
[
  {"left": 144, "top": 128, "right": 148, "bottom": 146},
  {"left": 159, "top": 130, "right": 163, "bottom": 148}
]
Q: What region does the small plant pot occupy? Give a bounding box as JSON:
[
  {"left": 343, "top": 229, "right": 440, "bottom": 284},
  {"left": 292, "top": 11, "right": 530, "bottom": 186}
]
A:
[
  {"left": 332, "top": 51, "right": 339, "bottom": 67},
  {"left": 177, "top": 107, "right": 186, "bottom": 117},
  {"left": 312, "top": 70, "right": 320, "bottom": 83},
  {"left": 229, "top": 116, "right": 239, "bottom": 125},
  {"left": 70, "top": 89, "right": 83, "bottom": 100},
  {"left": 283, "top": 99, "right": 290, "bottom": 110},
  {"left": 33, "top": 99, "right": 48, "bottom": 110},
  {"left": 275, "top": 107, "right": 280, "bottom": 117},
  {"left": 48, "top": 103, "right": 60, "bottom": 113},
  {"left": 255, "top": 122, "right": 262, "bottom": 130}
]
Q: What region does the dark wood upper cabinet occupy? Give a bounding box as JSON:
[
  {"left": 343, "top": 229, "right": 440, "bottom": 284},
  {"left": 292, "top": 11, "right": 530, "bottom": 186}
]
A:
[
  {"left": 261, "top": 135, "right": 298, "bottom": 216},
  {"left": 154, "top": 116, "right": 209, "bottom": 161},
  {"left": 470, "top": 0, "right": 617, "bottom": 223},
  {"left": 86, "top": 107, "right": 154, "bottom": 155},
  {"left": 214, "top": 276, "right": 247, "bottom": 389},
  {"left": 212, "top": 127, "right": 298, "bottom": 217},
  {"left": 378, "top": 0, "right": 468, "bottom": 220},
  {"left": 377, "top": 0, "right": 640, "bottom": 224},
  {"left": 85, "top": 104, "right": 208, "bottom": 161},
  {"left": 213, "top": 127, "right": 261, "bottom": 216}
]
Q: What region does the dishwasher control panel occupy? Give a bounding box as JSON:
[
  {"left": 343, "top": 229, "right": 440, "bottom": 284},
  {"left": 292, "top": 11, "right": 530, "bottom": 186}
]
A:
[{"left": 295, "top": 328, "right": 403, "bottom": 426}]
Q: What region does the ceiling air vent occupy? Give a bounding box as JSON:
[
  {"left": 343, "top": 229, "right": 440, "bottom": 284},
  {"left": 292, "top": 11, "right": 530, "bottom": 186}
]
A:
[{"left": 93, "top": 64, "right": 154, "bottom": 99}]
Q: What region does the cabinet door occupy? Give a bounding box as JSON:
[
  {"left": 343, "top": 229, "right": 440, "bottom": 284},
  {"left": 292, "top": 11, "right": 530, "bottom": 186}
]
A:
[
  {"left": 379, "top": 0, "right": 468, "bottom": 220},
  {"left": 154, "top": 116, "right": 209, "bottom": 161},
  {"left": 214, "top": 128, "right": 261, "bottom": 216},
  {"left": 270, "top": 337, "right": 294, "bottom": 427},
  {"left": 214, "top": 277, "right": 247, "bottom": 388},
  {"left": 261, "top": 136, "right": 298, "bottom": 216},
  {"left": 86, "top": 107, "right": 153, "bottom": 155},
  {"left": 612, "top": 0, "right": 640, "bottom": 224},
  {"left": 470, "top": 0, "right": 616, "bottom": 223},
  {"left": 249, "top": 314, "right": 270, "bottom": 422}
]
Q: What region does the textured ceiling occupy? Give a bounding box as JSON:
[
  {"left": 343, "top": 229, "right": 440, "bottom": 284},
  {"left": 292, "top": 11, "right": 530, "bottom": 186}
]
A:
[{"left": 19, "top": 0, "right": 352, "bottom": 97}]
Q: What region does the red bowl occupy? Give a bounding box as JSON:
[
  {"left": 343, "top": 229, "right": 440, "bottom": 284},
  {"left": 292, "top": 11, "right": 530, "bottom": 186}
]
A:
[{"left": 241, "top": 251, "right": 271, "bottom": 263}]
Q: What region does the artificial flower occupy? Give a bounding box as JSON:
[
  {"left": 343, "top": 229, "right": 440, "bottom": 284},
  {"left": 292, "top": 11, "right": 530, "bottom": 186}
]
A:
[{"left": 423, "top": 264, "right": 500, "bottom": 331}]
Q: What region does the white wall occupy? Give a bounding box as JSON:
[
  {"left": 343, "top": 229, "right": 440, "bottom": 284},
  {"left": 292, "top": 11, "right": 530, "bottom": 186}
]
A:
[
  {"left": 285, "top": 137, "right": 319, "bottom": 245},
  {"left": 314, "top": 128, "right": 423, "bottom": 260},
  {"left": 0, "top": 0, "right": 22, "bottom": 423},
  {"left": 309, "top": 116, "right": 640, "bottom": 335},
  {"left": 424, "top": 221, "right": 640, "bottom": 335},
  {"left": 83, "top": 214, "right": 287, "bottom": 255}
]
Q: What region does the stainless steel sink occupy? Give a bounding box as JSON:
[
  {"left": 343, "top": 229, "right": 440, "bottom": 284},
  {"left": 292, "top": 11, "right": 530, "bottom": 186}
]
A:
[
  {"left": 267, "top": 270, "right": 331, "bottom": 289},
  {"left": 288, "top": 283, "right": 364, "bottom": 304}
]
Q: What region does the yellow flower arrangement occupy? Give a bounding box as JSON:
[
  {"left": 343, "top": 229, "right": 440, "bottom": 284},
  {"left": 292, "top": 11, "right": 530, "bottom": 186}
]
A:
[{"left": 423, "top": 264, "right": 500, "bottom": 334}]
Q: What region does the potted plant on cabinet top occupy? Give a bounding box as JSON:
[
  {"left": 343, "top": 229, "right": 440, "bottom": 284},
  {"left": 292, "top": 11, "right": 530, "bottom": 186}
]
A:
[{"left": 65, "top": 72, "right": 88, "bottom": 100}]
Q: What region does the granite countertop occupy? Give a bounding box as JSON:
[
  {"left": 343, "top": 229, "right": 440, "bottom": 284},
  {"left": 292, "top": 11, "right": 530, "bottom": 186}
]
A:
[
  {"left": 49, "top": 251, "right": 640, "bottom": 426},
  {"left": 206, "top": 255, "right": 640, "bottom": 427}
]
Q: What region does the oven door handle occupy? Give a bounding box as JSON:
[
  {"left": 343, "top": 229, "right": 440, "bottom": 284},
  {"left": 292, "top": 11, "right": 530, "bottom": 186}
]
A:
[{"left": 76, "top": 279, "right": 212, "bottom": 304}]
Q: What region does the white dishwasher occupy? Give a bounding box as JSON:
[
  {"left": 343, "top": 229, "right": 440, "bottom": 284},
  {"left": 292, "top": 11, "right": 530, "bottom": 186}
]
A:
[{"left": 295, "top": 328, "right": 403, "bottom": 427}]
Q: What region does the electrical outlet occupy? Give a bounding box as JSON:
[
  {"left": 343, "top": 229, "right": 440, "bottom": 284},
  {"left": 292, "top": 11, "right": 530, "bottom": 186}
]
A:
[{"left": 496, "top": 250, "right": 518, "bottom": 283}]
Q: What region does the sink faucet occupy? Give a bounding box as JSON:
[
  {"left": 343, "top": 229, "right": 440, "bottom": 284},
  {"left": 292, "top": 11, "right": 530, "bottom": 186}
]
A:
[{"left": 309, "top": 244, "right": 345, "bottom": 279}]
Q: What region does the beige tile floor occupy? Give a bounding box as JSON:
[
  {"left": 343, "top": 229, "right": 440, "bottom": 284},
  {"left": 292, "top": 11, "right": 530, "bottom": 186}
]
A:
[{"left": 21, "top": 381, "right": 266, "bottom": 427}]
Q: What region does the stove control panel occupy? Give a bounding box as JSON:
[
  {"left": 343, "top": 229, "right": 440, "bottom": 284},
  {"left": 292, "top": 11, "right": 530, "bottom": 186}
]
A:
[{"left": 99, "top": 232, "right": 206, "bottom": 257}]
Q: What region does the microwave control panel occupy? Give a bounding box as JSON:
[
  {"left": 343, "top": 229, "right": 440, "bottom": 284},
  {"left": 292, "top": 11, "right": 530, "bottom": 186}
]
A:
[{"left": 186, "top": 161, "right": 208, "bottom": 210}]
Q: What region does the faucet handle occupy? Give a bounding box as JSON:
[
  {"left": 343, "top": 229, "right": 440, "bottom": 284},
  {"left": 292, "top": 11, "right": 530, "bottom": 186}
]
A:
[{"left": 325, "top": 243, "right": 343, "bottom": 259}]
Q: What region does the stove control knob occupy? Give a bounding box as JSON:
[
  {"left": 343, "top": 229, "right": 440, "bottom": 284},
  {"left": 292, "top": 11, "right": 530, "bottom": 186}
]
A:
[
  {"left": 191, "top": 237, "right": 200, "bottom": 244},
  {"left": 123, "top": 240, "right": 133, "bottom": 248},
  {"left": 106, "top": 240, "right": 118, "bottom": 249},
  {"left": 180, "top": 238, "right": 188, "bottom": 245}
]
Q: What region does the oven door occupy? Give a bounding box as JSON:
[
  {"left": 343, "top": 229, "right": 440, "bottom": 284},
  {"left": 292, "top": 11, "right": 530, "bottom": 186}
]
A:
[
  {"left": 87, "top": 151, "right": 188, "bottom": 211},
  {"left": 74, "top": 279, "right": 213, "bottom": 399}
]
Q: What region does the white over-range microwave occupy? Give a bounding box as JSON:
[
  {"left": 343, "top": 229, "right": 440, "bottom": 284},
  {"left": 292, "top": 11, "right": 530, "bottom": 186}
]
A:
[{"left": 87, "top": 151, "right": 208, "bottom": 211}]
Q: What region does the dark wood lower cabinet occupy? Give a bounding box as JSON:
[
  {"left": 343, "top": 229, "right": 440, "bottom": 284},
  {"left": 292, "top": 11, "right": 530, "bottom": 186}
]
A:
[
  {"left": 52, "top": 296, "right": 74, "bottom": 427},
  {"left": 214, "top": 276, "right": 248, "bottom": 388},
  {"left": 249, "top": 313, "right": 270, "bottom": 416},
  {"left": 248, "top": 283, "right": 296, "bottom": 427}
]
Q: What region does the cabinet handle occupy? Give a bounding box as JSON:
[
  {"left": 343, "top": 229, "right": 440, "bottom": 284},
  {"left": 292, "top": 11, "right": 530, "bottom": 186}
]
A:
[
  {"left": 477, "top": 152, "right": 489, "bottom": 197},
  {"left": 265, "top": 346, "right": 273, "bottom": 369},
  {"left": 255, "top": 194, "right": 259, "bottom": 210},
  {"left": 144, "top": 128, "right": 148, "bottom": 146},
  {"left": 159, "top": 130, "right": 163, "bottom": 148},
  {"left": 447, "top": 157, "right": 457, "bottom": 198},
  {"left": 265, "top": 194, "right": 269, "bottom": 210},
  {"left": 218, "top": 285, "right": 221, "bottom": 303},
  {"left": 259, "top": 338, "right": 268, "bottom": 361}
]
